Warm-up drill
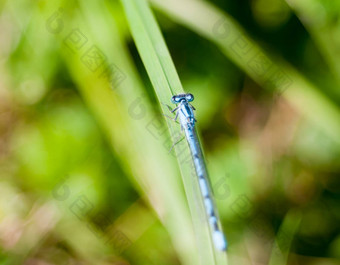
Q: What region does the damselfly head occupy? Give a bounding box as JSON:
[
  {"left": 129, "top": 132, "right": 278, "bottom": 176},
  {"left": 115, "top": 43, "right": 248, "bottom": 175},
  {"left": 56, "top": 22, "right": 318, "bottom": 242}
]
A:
[{"left": 171, "top": 93, "right": 194, "bottom": 104}]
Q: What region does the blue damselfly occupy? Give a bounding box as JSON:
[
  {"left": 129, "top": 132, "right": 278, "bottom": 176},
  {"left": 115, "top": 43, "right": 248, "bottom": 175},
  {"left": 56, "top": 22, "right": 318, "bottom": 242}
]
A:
[{"left": 167, "top": 93, "right": 227, "bottom": 251}]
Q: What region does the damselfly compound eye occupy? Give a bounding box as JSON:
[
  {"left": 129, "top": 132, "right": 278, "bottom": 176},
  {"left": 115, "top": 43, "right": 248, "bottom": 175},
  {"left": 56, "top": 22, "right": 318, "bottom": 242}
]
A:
[
  {"left": 185, "top": 93, "right": 194, "bottom": 102},
  {"left": 171, "top": 95, "right": 182, "bottom": 104},
  {"left": 171, "top": 95, "right": 178, "bottom": 104}
]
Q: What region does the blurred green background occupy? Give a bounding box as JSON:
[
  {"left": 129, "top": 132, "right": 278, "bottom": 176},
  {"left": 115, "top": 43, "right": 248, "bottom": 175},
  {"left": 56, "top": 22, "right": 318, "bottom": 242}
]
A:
[{"left": 0, "top": 0, "right": 340, "bottom": 264}]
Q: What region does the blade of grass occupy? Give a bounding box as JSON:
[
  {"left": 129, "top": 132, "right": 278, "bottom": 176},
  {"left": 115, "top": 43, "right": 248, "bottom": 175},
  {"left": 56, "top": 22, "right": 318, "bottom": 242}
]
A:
[
  {"left": 76, "top": 1, "right": 198, "bottom": 263},
  {"left": 268, "top": 209, "right": 302, "bottom": 265},
  {"left": 284, "top": 0, "right": 340, "bottom": 85},
  {"left": 149, "top": 0, "right": 340, "bottom": 146},
  {"left": 61, "top": 5, "right": 197, "bottom": 265},
  {"left": 120, "top": 0, "right": 228, "bottom": 263},
  {"left": 27, "top": 0, "right": 199, "bottom": 263},
  {"left": 6, "top": 0, "right": 60, "bottom": 101}
]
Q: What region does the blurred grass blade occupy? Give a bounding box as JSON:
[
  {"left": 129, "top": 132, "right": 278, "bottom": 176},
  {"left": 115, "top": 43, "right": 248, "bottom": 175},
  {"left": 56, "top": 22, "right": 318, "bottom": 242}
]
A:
[
  {"left": 284, "top": 0, "right": 340, "bottom": 85},
  {"left": 120, "top": 0, "right": 228, "bottom": 263},
  {"left": 77, "top": 1, "right": 199, "bottom": 262},
  {"left": 49, "top": 2, "right": 197, "bottom": 264},
  {"left": 150, "top": 0, "right": 340, "bottom": 146},
  {"left": 6, "top": 0, "right": 60, "bottom": 103},
  {"left": 269, "top": 210, "right": 302, "bottom": 265}
]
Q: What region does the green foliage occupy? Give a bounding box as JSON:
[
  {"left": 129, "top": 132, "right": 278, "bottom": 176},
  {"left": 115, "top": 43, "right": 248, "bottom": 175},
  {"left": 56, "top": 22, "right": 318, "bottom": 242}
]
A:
[{"left": 0, "top": 0, "right": 339, "bottom": 264}]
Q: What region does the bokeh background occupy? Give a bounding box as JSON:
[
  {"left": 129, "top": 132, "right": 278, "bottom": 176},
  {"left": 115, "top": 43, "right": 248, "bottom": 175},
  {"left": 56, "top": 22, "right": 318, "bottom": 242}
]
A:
[{"left": 0, "top": 0, "right": 340, "bottom": 264}]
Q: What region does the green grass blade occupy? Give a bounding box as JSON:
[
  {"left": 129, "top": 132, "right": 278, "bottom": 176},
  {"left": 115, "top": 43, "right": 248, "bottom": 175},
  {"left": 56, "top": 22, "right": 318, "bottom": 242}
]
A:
[
  {"left": 39, "top": 0, "right": 198, "bottom": 263},
  {"left": 150, "top": 0, "right": 340, "bottom": 146},
  {"left": 120, "top": 0, "right": 228, "bottom": 263},
  {"left": 284, "top": 0, "right": 340, "bottom": 84},
  {"left": 76, "top": 2, "right": 198, "bottom": 263},
  {"left": 269, "top": 210, "right": 302, "bottom": 265}
]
